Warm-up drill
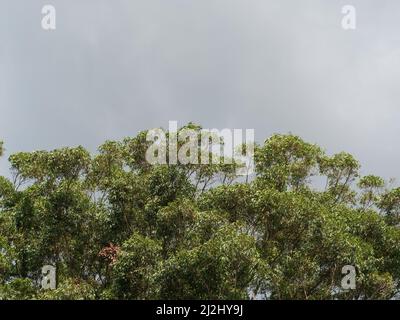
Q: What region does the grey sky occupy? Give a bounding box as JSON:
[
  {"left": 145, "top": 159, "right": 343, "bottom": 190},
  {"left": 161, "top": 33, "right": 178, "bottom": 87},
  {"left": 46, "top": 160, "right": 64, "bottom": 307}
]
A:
[{"left": 1, "top": 1, "right": 400, "bottom": 181}]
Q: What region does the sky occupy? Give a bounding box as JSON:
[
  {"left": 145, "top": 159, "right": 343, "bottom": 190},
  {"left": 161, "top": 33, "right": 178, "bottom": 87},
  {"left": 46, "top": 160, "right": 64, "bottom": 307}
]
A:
[{"left": 1, "top": 0, "right": 400, "bottom": 181}]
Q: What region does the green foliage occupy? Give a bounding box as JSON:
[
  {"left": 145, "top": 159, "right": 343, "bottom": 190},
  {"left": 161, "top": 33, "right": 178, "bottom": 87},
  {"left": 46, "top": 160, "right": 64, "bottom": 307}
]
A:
[
  {"left": 379, "top": 188, "right": 400, "bottom": 226},
  {"left": 255, "top": 134, "right": 322, "bottom": 191},
  {"left": 110, "top": 233, "right": 161, "bottom": 299},
  {"left": 1, "top": 128, "right": 400, "bottom": 300},
  {"left": 0, "top": 278, "right": 36, "bottom": 300},
  {"left": 36, "top": 278, "right": 98, "bottom": 300},
  {"left": 157, "top": 225, "right": 262, "bottom": 300}
]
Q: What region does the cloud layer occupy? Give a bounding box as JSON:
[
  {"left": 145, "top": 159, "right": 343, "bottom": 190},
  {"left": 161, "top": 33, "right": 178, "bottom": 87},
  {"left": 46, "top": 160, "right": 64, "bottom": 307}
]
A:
[{"left": 1, "top": 0, "right": 400, "bottom": 180}]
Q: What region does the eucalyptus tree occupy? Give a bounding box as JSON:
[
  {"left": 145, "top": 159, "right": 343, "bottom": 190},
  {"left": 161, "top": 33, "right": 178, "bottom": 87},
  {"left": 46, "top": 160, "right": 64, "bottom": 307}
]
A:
[{"left": 1, "top": 128, "right": 400, "bottom": 300}]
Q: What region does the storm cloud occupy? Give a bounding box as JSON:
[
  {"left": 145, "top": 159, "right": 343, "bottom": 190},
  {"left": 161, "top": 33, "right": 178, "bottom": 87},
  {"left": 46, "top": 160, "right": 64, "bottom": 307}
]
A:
[{"left": 1, "top": 0, "right": 400, "bottom": 181}]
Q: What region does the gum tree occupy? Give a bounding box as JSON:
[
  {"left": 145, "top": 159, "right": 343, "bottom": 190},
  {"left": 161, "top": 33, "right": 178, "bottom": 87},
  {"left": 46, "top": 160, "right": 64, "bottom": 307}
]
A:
[{"left": 1, "top": 128, "right": 400, "bottom": 300}]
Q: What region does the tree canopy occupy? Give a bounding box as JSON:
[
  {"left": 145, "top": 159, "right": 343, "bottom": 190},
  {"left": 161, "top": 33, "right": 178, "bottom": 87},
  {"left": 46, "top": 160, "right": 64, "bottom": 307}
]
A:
[{"left": 1, "top": 126, "right": 400, "bottom": 300}]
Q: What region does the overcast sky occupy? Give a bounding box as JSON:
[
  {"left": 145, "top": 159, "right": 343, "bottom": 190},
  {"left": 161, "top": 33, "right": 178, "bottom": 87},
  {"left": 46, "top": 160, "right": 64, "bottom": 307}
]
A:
[{"left": 1, "top": 0, "right": 400, "bottom": 181}]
